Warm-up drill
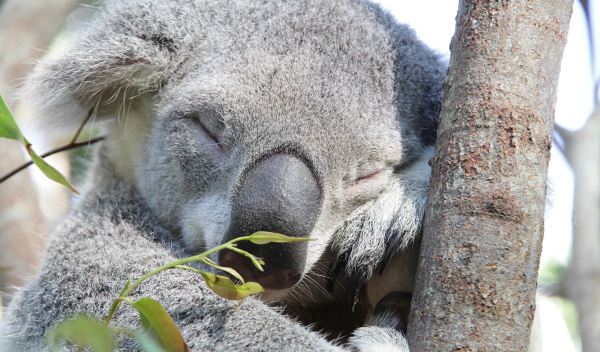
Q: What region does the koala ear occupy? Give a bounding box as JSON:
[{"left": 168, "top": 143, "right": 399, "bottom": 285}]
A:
[{"left": 23, "top": 1, "right": 186, "bottom": 131}]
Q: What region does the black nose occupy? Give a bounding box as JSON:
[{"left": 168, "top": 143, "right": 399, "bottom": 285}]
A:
[{"left": 218, "top": 153, "right": 321, "bottom": 290}]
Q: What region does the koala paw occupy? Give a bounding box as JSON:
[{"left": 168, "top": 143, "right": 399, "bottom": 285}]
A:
[
  {"left": 347, "top": 292, "right": 412, "bottom": 352},
  {"left": 348, "top": 326, "right": 410, "bottom": 352},
  {"left": 330, "top": 197, "right": 418, "bottom": 300},
  {"left": 331, "top": 148, "right": 433, "bottom": 294}
]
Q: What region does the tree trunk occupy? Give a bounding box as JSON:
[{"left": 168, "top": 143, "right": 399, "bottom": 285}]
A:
[
  {"left": 407, "top": 1, "right": 574, "bottom": 351},
  {"left": 561, "top": 109, "right": 600, "bottom": 352}
]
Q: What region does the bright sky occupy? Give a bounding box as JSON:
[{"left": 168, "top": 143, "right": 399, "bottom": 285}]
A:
[
  {"left": 371, "top": 1, "right": 458, "bottom": 59},
  {"left": 372, "top": 1, "right": 593, "bottom": 351}
]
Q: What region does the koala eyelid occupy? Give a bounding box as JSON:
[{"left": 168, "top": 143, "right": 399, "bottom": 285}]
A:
[
  {"left": 191, "top": 115, "right": 227, "bottom": 153},
  {"left": 355, "top": 169, "right": 384, "bottom": 183},
  {"left": 349, "top": 167, "right": 390, "bottom": 188}
]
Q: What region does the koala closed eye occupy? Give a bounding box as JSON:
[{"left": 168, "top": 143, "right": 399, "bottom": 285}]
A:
[
  {"left": 346, "top": 165, "right": 394, "bottom": 194},
  {"left": 187, "top": 113, "right": 227, "bottom": 154},
  {"left": 352, "top": 168, "right": 390, "bottom": 186},
  {"left": 343, "top": 168, "right": 394, "bottom": 211}
]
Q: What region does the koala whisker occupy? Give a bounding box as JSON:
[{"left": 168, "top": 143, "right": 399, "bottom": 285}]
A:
[
  {"left": 287, "top": 282, "right": 311, "bottom": 309},
  {"left": 303, "top": 272, "right": 332, "bottom": 301},
  {"left": 325, "top": 257, "right": 345, "bottom": 293}
]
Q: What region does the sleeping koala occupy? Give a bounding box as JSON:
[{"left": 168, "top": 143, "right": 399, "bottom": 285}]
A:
[{"left": 0, "top": 0, "right": 445, "bottom": 351}]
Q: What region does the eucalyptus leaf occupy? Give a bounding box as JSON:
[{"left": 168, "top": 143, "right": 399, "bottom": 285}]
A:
[
  {"left": 0, "top": 94, "right": 78, "bottom": 193},
  {"left": 132, "top": 297, "right": 189, "bottom": 352},
  {"left": 47, "top": 315, "right": 114, "bottom": 352},
  {"left": 246, "top": 231, "right": 312, "bottom": 245},
  {"left": 26, "top": 145, "right": 79, "bottom": 194},
  {"left": 134, "top": 331, "right": 168, "bottom": 352},
  {"left": 227, "top": 246, "right": 265, "bottom": 272},
  {"left": 201, "top": 272, "right": 263, "bottom": 300},
  {"left": 201, "top": 257, "right": 245, "bottom": 283},
  {"left": 0, "top": 95, "right": 24, "bottom": 142}
]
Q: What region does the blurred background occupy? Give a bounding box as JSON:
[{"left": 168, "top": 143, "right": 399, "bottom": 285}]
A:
[{"left": 0, "top": 1, "right": 598, "bottom": 351}]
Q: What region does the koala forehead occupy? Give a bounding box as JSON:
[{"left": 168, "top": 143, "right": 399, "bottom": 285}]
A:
[
  {"left": 151, "top": 0, "right": 408, "bottom": 175},
  {"left": 156, "top": 60, "right": 403, "bottom": 178}
]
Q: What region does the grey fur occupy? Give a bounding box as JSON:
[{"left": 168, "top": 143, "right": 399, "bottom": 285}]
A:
[
  {"left": 1, "top": 0, "right": 445, "bottom": 350},
  {"left": 1, "top": 157, "right": 343, "bottom": 351}
]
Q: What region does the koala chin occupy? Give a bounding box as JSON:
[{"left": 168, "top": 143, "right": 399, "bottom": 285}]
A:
[{"left": 1, "top": 0, "right": 446, "bottom": 351}]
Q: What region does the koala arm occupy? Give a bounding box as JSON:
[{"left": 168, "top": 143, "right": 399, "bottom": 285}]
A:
[
  {"left": 332, "top": 146, "right": 434, "bottom": 288},
  {"left": 0, "top": 159, "right": 408, "bottom": 352}
]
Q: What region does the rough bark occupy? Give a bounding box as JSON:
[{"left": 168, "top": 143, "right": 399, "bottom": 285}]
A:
[
  {"left": 0, "top": 0, "right": 76, "bottom": 304},
  {"left": 407, "top": 1, "right": 574, "bottom": 351},
  {"left": 561, "top": 110, "right": 600, "bottom": 352}
]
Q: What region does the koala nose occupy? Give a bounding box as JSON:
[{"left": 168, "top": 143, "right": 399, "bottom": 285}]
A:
[
  {"left": 218, "top": 153, "right": 321, "bottom": 290},
  {"left": 219, "top": 250, "right": 303, "bottom": 290}
]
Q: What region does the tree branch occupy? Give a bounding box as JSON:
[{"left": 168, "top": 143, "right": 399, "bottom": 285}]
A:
[{"left": 0, "top": 137, "right": 104, "bottom": 184}]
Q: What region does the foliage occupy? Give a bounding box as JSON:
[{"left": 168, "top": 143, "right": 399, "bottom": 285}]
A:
[
  {"left": 0, "top": 95, "right": 77, "bottom": 192},
  {"left": 46, "top": 232, "right": 310, "bottom": 351},
  {"left": 538, "top": 258, "right": 567, "bottom": 286}
]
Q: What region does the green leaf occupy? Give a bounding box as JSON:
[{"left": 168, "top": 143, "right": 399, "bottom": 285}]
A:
[
  {"left": 201, "top": 272, "right": 263, "bottom": 300},
  {"left": 0, "top": 95, "right": 24, "bottom": 142},
  {"left": 26, "top": 144, "right": 79, "bottom": 194},
  {"left": 47, "top": 315, "right": 114, "bottom": 352},
  {"left": 246, "top": 231, "right": 312, "bottom": 245},
  {"left": 132, "top": 297, "right": 189, "bottom": 352},
  {"left": 227, "top": 245, "right": 265, "bottom": 272},
  {"left": 0, "top": 94, "right": 78, "bottom": 193},
  {"left": 134, "top": 331, "right": 167, "bottom": 352},
  {"left": 201, "top": 257, "right": 245, "bottom": 283}
]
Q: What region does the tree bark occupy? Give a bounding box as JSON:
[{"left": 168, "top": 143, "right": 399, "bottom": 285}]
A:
[
  {"left": 407, "top": 1, "right": 574, "bottom": 351},
  {"left": 561, "top": 109, "right": 600, "bottom": 352}
]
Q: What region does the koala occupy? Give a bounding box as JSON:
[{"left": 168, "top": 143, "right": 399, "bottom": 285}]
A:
[{"left": 0, "top": 0, "right": 445, "bottom": 351}]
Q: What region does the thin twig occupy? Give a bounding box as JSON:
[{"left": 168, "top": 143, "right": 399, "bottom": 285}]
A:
[
  {"left": 1, "top": 107, "right": 100, "bottom": 185},
  {"left": 0, "top": 137, "right": 104, "bottom": 184},
  {"left": 69, "top": 108, "right": 96, "bottom": 145},
  {"left": 103, "top": 239, "right": 244, "bottom": 324}
]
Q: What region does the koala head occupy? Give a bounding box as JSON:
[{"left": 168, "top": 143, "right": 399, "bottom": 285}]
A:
[{"left": 27, "top": 0, "right": 444, "bottom": 301}]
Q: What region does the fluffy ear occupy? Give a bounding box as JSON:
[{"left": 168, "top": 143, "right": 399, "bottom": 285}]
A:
[{"left": 22, "top": 0, "right": 187, "bottom": 131}]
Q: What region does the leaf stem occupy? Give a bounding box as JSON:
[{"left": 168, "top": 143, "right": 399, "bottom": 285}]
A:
[
  {"left": 69, "top": 108, "right": 96, "bottom": 145},
  {"left": 103, "top": 236, "right": 254, "bottom": 324},
  {"left": 0, "top": 136, "right": 104, "bottom": 184},
  {"left": 0, "top": 107, "right": 98, "bottom": 184}
]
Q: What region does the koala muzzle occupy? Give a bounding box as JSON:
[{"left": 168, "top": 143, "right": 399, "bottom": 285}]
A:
[{"left": 219, "top": 153, "right": 321, "bottom": 290}]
